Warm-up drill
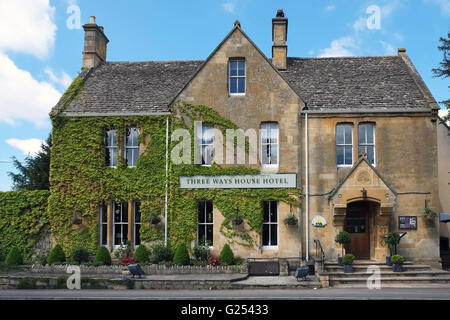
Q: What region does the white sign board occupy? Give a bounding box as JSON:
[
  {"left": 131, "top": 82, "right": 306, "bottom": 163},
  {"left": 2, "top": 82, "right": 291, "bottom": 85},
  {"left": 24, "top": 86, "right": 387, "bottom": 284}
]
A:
[{"left": 179, "top": 173, "right": 297, "bottom": 189}]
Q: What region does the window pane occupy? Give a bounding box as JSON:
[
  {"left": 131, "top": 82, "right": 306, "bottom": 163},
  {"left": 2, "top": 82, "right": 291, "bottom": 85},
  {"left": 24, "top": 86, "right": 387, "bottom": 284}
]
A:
[
  {"left": 202, "top": 126, "right": 214, "bottom": 144},
  {"left": 198, "top": 202, "right": 205, "bottom": 223},
  {"left": 337, "top": 146, "right": 344, "bottom": 165},
  {"left": 336, "top": 125, "right": 344, "bottom": 145},
  {"left": 358, "top": 125, "right": 366, "bottom": 144},
  {"left": 122, "top": 202, "right": 128, "bottom": 222},
  {"left": 261, "top": 124, "right": 268, "bottom": 144},
  {"left": 126, "top": 128, "right": 138, "bottom": 147},
  {"left": 345, "top": 146, "right": 352, "bottom": 165},
  {"left": 270, "top": 225, "right": 277, "bottom": 246},
  {"left": 237, "top": 77, "right": 245, "bottom": 93},
  {"left": 206, "top": 202, "right": 213, "bottom": 222},
  {"left": 122, "top": 227, "right": 128, "bottom": 245},
  {"left": 133, "top": 149, "right": 139, "bottom": 166},
  {"left": 114, "top": 202, "right": 120, "bottom": 222},
  {"left": 270, "top": 124, "right": 278, "bottom": 143},
  {"left": 366, "top": 124, "right": 374, "bottom": 144},
  {"left": 237, "top": 61, "right": 245, "bottom": 76},
  {"left": 367, "top": 146, "right": 374, "bottom": 164},
  {"left": 206, "top": 225, "right": 213, "bottom": 244},
  {"left": 344, "top": 126, "right": 352, "bottom": 144},
  {"left": 261, "top": 145, "right": 269, "bottom": 164},
  {"left": 270, "top": 201, "right": 277, "bottom": 222},
  {"left": 114, "top": 225, "right": 121, "bottom": 246},
  {"left": 262, "top": 224, "right": 270, "bottom": 246},
  {"left": 270, "top": 145, "right": 278, "bottom": 164},
  {"left": 263, "top": 201, "right": 270, "bottom": 222},
  {"left": 230, "top": 77, "right": 238, "bottom": 93},
  {"left": 135, "top": 224, "right": 141, "bottom": 246},
  {"left": 198, "top": 226, "right": 206, "bottom": 244},
  {"left": 135, "top": 202, "right": 141, "bottom": 223},
  {"left": 101, "top": 225, "right": 107, "bottom": 246},
  {"left": 229, "top": 61, "right": 238, "bottom": 76}
]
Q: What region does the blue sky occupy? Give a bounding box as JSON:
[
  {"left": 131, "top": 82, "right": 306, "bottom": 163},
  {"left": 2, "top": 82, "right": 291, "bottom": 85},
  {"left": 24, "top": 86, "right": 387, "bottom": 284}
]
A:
[{"left": 0, "top": 0, "right": 449, "bottom": 191}]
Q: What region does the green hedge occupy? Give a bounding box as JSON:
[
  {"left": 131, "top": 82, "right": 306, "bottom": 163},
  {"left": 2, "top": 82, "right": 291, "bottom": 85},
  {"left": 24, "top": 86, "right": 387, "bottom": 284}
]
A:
[{"left": 0, "top": 190, "right": 50, "bottom": 261}]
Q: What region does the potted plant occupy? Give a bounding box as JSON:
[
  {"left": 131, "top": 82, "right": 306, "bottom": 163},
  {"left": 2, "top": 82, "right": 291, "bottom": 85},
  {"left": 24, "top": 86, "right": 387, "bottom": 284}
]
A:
[
  {"left": 284, "top": 213, "right": 298, "bottom": 226},
  {"left": 335, "top": 231, "right": 351, "bottom": 266},
  {"left": 342, "top": 253, "right": 355, "bottom": 273},
  {"left": 391, "top": 254, "right": 404, "bottom": 272},
  {"left": 424, "top": 207, "right": 437, "bottom": 219},
  {"left": 385, "top": 232, "right": 401, "bottom": 266}
]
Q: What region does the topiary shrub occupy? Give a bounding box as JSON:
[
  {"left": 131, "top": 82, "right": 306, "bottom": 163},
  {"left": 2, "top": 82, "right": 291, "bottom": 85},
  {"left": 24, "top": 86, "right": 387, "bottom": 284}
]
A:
[
  {"left": 193, "top": 244, "right": 209, "bottom": 262},
  {"left": 385, "top": 232, "right": 401, "bottom": 256},
  {"left": 6, "top": 247, "right": 23, "bottom": 265},
  {"left": 342, "top": 253, "right": 355, "bottom": 265},
  {"left": 47, "top": 244, "right": 66, "bottom": 265},
  {"left": 70, "top": 247, "right": 90, "bottom": 265},
  {"left": 173, "top": 242, "right": 190, "bottom": 266},
  {"left": 93, "top": 246, "right": 112, "bottom": 266},
  {"left": 134, "top": 245, "right": 150, "bottom": 264},
  {"left": 150, "top": 242, "right": 173, "bottom": 264},
  {"left": 335, "top": 231, "right": 351, "bottom": 257},
  {"left": 391, "top": 254, "right": 404, "bottom": 265},
  {"left": 219, "top": 243, "right": 235, "bottom": 265}
]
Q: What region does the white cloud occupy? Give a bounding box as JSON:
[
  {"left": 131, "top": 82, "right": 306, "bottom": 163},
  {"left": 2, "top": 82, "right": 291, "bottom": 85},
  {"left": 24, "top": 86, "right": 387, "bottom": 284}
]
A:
[
  {"left": 325, "top": 5, "right": 336, "bottom": 11},
  {"left": 380, "top": 41, "right": 396, "bottom": 55},
  {"left": 0, "top": 53, "right": 62, "bottom": 127},
  {"left": 6, "top": 138, "right": 46, "bottom": 156},
  {"left": 318, "top": 37, "right": 357, "bottom": 57},
  {"left": 353, "top": 17, "right": 366, "bottom": 32},
  {"left": 424, "top": 0, "right": 450, "bottom": 15},
  {"left": 0, "top": 0, "right": 57, "bottom": 59},
  {"left": 222, "top": 2, "right": 236, "bottom": 13},
  {"left": 44, "top": 68, "right": 72, "bottom": 89}
]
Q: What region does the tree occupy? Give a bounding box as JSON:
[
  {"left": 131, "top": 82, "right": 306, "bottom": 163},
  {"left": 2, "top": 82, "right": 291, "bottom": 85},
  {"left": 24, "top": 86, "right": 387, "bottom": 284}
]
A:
[
  {"left": 8, "top": 134, "right": 51, "bottom": 191},
  {"left": 432, "top": 31, "right": 450, "bottom": 115}
]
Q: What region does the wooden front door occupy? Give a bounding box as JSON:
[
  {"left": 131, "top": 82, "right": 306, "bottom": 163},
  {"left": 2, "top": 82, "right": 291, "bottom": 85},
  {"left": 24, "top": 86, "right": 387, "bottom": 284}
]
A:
[{"left": 345, "top": 202, "right": 370, "bottom": 259}]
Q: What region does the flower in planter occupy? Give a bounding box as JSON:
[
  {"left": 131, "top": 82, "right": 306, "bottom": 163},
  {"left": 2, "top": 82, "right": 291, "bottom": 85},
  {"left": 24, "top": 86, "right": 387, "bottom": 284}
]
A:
[
  {"left": 284, "top": 213, "right": 298, "bottom": 226},
  {"left": 121, "top": 256, "right": 136, "bottom": 266},
  {"left": 208, "top": 256, "right": 222, "bottom": 267}
]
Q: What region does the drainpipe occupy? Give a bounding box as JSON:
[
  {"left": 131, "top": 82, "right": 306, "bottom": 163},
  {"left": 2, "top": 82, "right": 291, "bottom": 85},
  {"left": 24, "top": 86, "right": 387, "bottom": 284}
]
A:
[
  {"left": 164, "top": 116, "right": 169, "bottom": 246},
  {"left": 304, "top": 106, "right": 309, "bottom": 262}
]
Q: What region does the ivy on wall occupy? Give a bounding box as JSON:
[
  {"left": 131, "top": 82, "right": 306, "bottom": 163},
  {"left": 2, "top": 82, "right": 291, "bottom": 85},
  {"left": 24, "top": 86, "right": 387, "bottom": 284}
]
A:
[
  {"left": 48, "top": 100, "right": 301, "bottom": 254},
  {"left": 0, "top": 191, "right": 50, "bottom": 261}
]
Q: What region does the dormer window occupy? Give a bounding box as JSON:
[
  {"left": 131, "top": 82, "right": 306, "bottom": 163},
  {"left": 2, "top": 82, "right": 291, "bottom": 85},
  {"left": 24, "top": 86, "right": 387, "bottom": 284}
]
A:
[{"left": 229, "top": 59, "right": 245, "bottom": 95}]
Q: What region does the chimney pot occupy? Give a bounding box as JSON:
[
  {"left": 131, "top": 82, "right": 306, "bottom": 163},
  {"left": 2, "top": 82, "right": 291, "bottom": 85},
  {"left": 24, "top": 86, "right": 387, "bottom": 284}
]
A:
[
  {"left": 398, "top": 48, "right": 406, "bottom": 54},
  {"left": 89, "top": 16, "right": 96, "bottom": 24},
  {"left": 276, "top": 9, "right": 285, "bottom": 17}
]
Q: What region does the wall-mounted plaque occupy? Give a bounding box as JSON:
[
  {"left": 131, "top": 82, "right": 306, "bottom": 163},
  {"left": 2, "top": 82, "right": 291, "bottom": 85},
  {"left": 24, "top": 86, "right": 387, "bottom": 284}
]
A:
[
  {"left": 399, "top": 216, "right": 417, "bottom": 230},
  {"left": 312, "top": 216, "right": 327, "bottom": 227}
]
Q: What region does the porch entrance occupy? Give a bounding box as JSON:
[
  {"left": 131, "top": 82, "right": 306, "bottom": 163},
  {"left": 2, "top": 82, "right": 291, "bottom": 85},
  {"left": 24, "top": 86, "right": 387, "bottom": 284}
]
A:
[{"left": 345, "top": 201, "right": 370, "bottom": 259}]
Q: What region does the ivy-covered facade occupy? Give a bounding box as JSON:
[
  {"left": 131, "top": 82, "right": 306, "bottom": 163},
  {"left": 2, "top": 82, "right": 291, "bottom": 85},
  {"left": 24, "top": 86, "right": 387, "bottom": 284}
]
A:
[{"left": 48, "top": 10, "right": 442, "bottom": 266}]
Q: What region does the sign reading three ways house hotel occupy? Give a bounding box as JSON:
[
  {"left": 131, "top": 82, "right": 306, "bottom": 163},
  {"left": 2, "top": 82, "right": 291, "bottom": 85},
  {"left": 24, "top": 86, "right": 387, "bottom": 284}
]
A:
[{"left": 179, "top": 173, "right": 297, "bottom": 189}]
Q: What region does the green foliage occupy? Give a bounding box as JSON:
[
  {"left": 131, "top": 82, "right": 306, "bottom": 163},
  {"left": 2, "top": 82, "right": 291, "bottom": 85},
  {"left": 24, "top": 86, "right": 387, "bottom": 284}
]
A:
[
  {"left": 219, "top": 243, "right": 234, "bottom": 265},
  {"left": 150, "top": 242, "right": 173, "bottom": 263},
  {"left": 114, "top": 241, "right": 133, "bottom": 260},
  {"left": 342, "top": 253, "right": 355, "bottom": 265},
  {"left": 193, "top": 243, "right": 209, "bottom": 261},
  {"left": 385, "top": 232, "right": 401, "bottom": 255},
  {"left": 335, "top": 231, "right": 351, "bottom": 257},
  {"left": 8, "top": 135, "right": 51, "bottom": 191},
  {"left": 93, "top": 246, "right": 112, "bottom": 266},
  {"left": 424, "top": 207, "right": 437, "bottom": 218},
  {"left": 0, "top": 191, "right": 49, "bottom": 261},
  {"left": 283, "top": 213, "right": 298, "bottom": 226},
  {"left": 70, "top": 247, "right": 90, "bottom": 265},
  {"left": 49, "top": 101, "right": 301, "bottom": 255},
  {"left": 134, "top": 245, "right": 150, "bottom": 264},
  {"left": 173, "top": 242, "right": 190, "bottom": 265},
  {"left": 17, "top": 278, "right": 37, "bottom": 289},
  {"left": 6, "top": 247, "right": 23, "bottom": 265},
  {"left": 391, "top": 254, "right": 404, "bottom": 265},
  {"left": 47, "top": 244, "right": 66, "bottom": 265}
]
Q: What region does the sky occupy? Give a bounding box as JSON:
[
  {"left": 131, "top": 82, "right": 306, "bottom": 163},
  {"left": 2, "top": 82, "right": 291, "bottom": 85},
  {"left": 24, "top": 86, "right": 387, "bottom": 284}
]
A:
[{"left": 0, "top": 0, "right": 449, "bottom": 191}]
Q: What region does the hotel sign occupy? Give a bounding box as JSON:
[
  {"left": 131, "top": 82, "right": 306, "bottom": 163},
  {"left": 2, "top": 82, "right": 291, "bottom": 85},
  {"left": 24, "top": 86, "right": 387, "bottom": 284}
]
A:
[{"left": 179, "top": 173, "right": 297, "bottom": 189}]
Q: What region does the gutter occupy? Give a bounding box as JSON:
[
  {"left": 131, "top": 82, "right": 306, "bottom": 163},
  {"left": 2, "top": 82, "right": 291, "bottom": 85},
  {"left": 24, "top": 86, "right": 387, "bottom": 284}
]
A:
[{"left": 303, "top": 105, "right": 310, "bottom": 262}]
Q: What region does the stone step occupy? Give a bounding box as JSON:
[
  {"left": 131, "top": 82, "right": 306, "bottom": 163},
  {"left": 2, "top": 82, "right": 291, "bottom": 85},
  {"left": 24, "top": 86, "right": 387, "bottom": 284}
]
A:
[
  {"left": 324, "top": 264, "right": 432, "bottom": 272},
  {"left": 322, "top": 270, "right": 450, "bottom": 279}
]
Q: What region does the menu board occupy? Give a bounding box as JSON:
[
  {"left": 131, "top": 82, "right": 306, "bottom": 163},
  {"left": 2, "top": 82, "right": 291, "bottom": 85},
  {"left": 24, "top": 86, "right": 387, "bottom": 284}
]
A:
[{"left": 399, "top": 216, "right": 417, "bottom": 230}]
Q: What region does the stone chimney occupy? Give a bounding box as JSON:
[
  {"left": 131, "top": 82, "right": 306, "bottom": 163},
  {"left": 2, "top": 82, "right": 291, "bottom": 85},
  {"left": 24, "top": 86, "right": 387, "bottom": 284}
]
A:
[
  {"left": 82, "top": 16, "right": 109, "bottom": 70},
  {"left": 272, "top": 9, "right": 288, "bottom": 70}
]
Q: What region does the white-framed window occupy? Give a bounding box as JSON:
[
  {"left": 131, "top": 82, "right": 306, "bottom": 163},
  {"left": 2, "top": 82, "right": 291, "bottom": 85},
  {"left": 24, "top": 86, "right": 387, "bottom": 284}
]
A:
[
  {"left": 113, "top": 201, "right": 128, "bottom": 248},
  {"left": 262, "top": 201, "right": 278, "bottom": 249},
  {"left": 358, "top": 123, "right": 375, "bottom": 165},
  {"left": 336, "top": 123, "right": 353, "bottom": 166},
  {"left": 198, "top": 125, "right": 214, "bottom": 166},
  {"left": 260, "top": 123, "right": 279, "bottom": 168},
  {"left": 134, "top": 201, "right": 141, "bottom": 247},
  {"left": 229, "top": 59, "right": 245, "bottom": 95},
  {"left": 99, "top": 202, "right": 108, "bottom": 246},
  {"left": 105, "top": 129, "right": 117, "bottom": 167},
  {"left": 125, "top": 127, "right": 139, "bottom": 167},
  {"left": 197, "top": 201, "right": 213, "bottom": 247}
]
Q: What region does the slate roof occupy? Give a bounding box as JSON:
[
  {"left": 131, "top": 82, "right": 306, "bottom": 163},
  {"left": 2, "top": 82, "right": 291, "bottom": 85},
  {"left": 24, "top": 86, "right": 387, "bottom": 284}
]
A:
[
  {"left": 54, "top": 54, "right": 437, "bottom": 116},
  {"left": 56, "top": 60, "right": 203, "bottom": 116},
  {"left": 282, "top": 56, "right": 436, "bottom": 111}
]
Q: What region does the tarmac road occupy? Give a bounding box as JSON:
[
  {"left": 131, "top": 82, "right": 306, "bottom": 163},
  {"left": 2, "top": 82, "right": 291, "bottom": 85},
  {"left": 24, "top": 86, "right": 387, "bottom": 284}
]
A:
[{"left": 0, "top": 288, "right": 449, "bottom": 300}]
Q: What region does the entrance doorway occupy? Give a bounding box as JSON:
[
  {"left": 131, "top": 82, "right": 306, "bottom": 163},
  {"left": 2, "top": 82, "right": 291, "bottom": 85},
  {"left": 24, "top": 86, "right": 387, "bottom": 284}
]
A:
[{"left": 345, "top": 201, "right": 370, "bottom": 259}]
